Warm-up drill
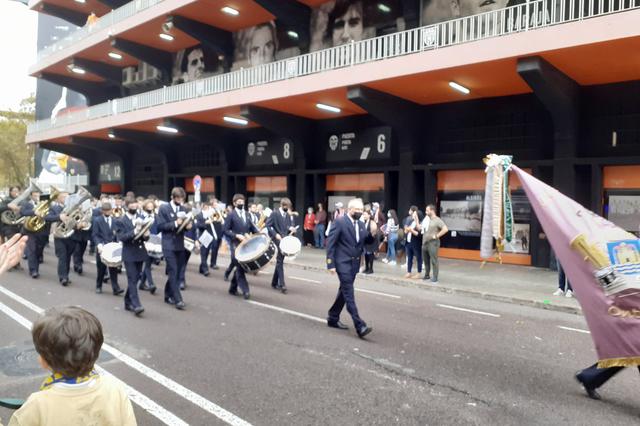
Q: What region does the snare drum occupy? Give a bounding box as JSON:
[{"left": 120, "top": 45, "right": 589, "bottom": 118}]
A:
[
  {"left": 279, "top": 235, "right": 302, "bottom": 257},
  {"left": 144, "top": 234, "right": 163, "bottom": 259},
  {"left": 235, "top": 234, "right": 276, "bottom": 272},
  {"left": 100, "top": 242, "right": 122, "bottom": 268}
]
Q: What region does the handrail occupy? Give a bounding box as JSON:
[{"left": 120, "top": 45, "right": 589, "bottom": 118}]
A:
[
  {"left": 35, "top": 0, "right": 165, "bottom": 62},
  {"left": 28, "top": 0, "right": 640, "bottom": 135}
]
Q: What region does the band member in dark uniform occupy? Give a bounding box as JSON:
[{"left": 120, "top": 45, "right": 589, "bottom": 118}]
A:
[
  {"left": 138, "top": 199, "right": 157, "bottom": 292},
  {"left": 19, "top": 189, "right": 44, "bottom": 278},
  {"left": 0, "top": 186, "right": 21, "bottom": 245},
  {"left": 114, "top": 198, "right": 149, "bottom": 316},
  {"left": 92, "top": 202, "right": 124, "bottom": 295},
  {"left": 48, "top": 191, "right": 77, "bottom": 286},
  {"left": 156, "top": 187, "right": 190, "bottom": 310},
  {"left": 326, "top": 198, "right": 377, "bottom": 338},
  {"left": 223, "top": 194, "right": 258, "bottom": 300},
  {"left": 71, "top": 202, "right": 91, "bottom": 275},
  {"left": 266, "top": 197, "right": 296, "bottom": 294},
  {"left": 195, "top": 200, "right": 215, "bottom": 276},
  {"left": 208, "top": 199, "right": 223, "bottom": 270},
  {"left": 179, "top": 203, "right": 196, "bottom": 290}
]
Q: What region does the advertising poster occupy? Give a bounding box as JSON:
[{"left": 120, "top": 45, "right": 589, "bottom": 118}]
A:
[
  {"left": 440, "top": 198, "right": 483, "bottom": 234},
  {"left": 608, "top": 195, "right": 640, "bottom": 233},
  {"left": 504, "top": 223, "right": 531, "bottom": 254}
]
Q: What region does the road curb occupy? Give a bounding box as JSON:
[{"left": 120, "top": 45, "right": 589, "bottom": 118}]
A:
[{"left": 285, "top": 261, "right": 583, "bottom": 316}]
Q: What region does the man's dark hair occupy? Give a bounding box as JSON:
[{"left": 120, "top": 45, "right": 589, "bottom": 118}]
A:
[
  {"left": 180, "top": 44, "right": 217, "bottom": 74},
  {"left": 409, "top": 205, "right": 418, "bottom": 212},
  {"left": 32, "top": 306, "right": 103, "bottom": 378},
  {"left": 326, "top": 0, "right": 364, "bottom": 42},
  {"left": 280, "top": 197, "right": 292, "bottom": 208},
  {"left": 171, "top": 187, "right": 186, "bottom": 199},
  {"left": 124, "top": 197, "right": 137, "bottom": 207},
  {"left": 232, "top": 193, "right": 245, "bottom": 203},
  {"left": 426, "top": 204, "right": 436, "bottom": 212}
]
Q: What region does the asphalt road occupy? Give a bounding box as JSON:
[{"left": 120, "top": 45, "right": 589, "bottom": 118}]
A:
[{"left": 0, "top": 249, "right": 638, "bottom": 425}]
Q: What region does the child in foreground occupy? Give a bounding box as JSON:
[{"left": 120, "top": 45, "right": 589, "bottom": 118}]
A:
[{"left": 8, "top": 306, "right": 136, "bottom": 426}]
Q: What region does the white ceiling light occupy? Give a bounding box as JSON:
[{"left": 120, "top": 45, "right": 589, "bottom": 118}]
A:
[
  {"left": 287, "top": 30, "right": 299, "bottom": 40},
  {"left": 74, "top": 0, "right": 86, "bottom": 4},
  {"left": 316, "top": 103, "right": 341, "bottom": 113},
  {"left": 108, "top": 131, "right": 115, "bottom": 139},
  {"left": 449, "top": 81, "right": 470, "bottom": 94},
  {"left": 221, "top": 6, "right": 240, "bottom": 16},
  {"left": 378, "top": 3, "right": 391, "bottom": 13},
  {"left": 69, "top": 65, "right": 86, "bottom": 75},
  {"left": 223, "top": 116, "right": 248, "bottom": 126},
  {"left": 108, "top": 51, "right": 123, "bottom": 60},
  {"left": 157, "top": 124, "right": 178, "bottom": 134},
  {"left": 159, "top": 33, "right": 174, "bottom": 41}
]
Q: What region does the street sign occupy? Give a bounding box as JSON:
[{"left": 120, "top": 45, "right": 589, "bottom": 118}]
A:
[{"left": 193, "top": 175, "right": 202, "bottom": 190}]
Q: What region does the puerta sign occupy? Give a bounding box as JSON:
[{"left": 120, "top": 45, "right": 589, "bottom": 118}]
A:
[
  {"left": 326, "top": 127, "right": 392, "bottom": 163},
  {"left": 99, "top": 162, "right": 121, "bottom": 183},
  {"left": 245, "top": 138, "right": 294, "bottom": 166}
]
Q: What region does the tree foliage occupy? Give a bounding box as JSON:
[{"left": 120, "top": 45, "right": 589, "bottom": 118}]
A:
[{"left": 0, "top": 95, "right": 35, "bottom": 189}]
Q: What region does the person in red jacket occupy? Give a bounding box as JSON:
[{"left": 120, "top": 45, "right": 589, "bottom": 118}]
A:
[{"left": 303, "top": 207, "right": 316, "bottom": 247}]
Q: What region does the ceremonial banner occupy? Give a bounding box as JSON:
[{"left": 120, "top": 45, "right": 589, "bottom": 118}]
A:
[{"left": 509, "top": 164, "right": 640, "bottom": 367}]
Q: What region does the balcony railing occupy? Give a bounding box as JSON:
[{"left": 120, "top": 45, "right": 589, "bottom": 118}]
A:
[
  {"left": 35, "top": 0, "right": 165, "bottom": 62},
  {"left": 28, "top": 0, "right": 640, "bottom": 135}
]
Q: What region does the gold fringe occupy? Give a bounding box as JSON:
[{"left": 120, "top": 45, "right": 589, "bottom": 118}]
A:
[{"left": 597, "top": 356, "right": 640, "bottom": 368}]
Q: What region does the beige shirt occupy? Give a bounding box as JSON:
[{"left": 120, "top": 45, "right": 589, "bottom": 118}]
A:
[
  {"left": 422, "top": 216, "right": 446, "bottom": 244},
  {"left": 8, "top": 374, "right": 136, "bottom": 426}
]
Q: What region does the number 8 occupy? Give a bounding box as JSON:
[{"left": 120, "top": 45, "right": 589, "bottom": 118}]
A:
[{"left": 283, "top": 142, "right": 290, "bottom": 159}]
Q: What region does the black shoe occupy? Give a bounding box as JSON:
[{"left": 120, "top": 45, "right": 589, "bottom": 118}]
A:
[
  {"left": 165, "top": 297, "right": 176, "bottom": 305},
  {"left": 223, "top": 274, "right": 229, "bottom": 282},
  {"left": 357, "top": 325, "right": 373, "bottom": 339},
  {"left": 211, "top": 265, "right": 219, "bottom": 270},
  {"left": 113, "top": 288, "right": 124, "bottom": 296},
  {"left": 74, "top": 266, "right": 83, "bottom": 275},
  {"left": 138, "top": 284, "right": 151, "bottom": 291},
  {"left": 576, "top": 373, "right": 601, "bottom": 400},
  {"left": 175, "top": 301, "right": 186, "bottom": 310},
  {"left": 31, "top": 272, "right": 39, "bottom": 279},
  {"left": 134, "top": 306, "right": 145, "bottom": 316},
  {"left": 179, "top": 283, "right": 186, "bottom": 291},
  {"left": 228, "top": 290, "right": 238, "bottom": 296},
  {"left": 327, "top": 320, "right": 349, "bottom": 330},
  {"left": 422, "top": 275, "right": 431, "bottom": 280},
  {"left": 95, "top": 287, "right": 103, "bottom": 294},
  {"left": 243, "top": 293, "right": 250, "bottom": 300},
  {"left": 149, "top": 286, "right": 157, "bottom": 295},
  {"left": 280, "top": 286, "right": 288, "bottom": 294},
  {"left": 60, "top": 278, "right": 69, "bottom": 287},
  {"left": 103, "top": 277, "right": 109, "bottom": 283}
]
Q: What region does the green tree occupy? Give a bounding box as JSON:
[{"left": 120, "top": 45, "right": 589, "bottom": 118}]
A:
[{"left": 0, "top": 94, "right": 35, "bottom": 188}]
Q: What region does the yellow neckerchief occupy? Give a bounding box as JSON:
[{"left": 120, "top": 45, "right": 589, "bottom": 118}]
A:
[{"left": 40, "top": 370, "right": 99, "bottom": 391}]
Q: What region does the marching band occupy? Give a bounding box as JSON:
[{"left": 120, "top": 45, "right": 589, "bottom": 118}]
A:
[{"left": 1, "top": 182, "right": 304, "bottom": 317}]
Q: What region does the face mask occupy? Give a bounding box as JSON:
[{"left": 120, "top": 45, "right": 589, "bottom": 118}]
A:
[
  {"left": 351, "top": 212, "right": 362, "bottom": 221},
  {"left": 282, "top": 207, "right": 289, "bottom": 212},
  {"left": 145, "top": 209, "right": 153, "bottom": 214},
  {"left": 174, "top": 199, "right": 182, "bottom": 206},
  {"left": 128, "top": 208, "right": 137, "bottom": 215},
  {"left": 236, "top": 204, "right": 245, "bottom": 210}
]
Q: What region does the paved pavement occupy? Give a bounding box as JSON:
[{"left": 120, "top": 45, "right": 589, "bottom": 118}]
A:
[{"left": 0, "top": 247, "right": 637, "bottom": 426}]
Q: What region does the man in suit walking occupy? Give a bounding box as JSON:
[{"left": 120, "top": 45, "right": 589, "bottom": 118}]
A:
[
  {"left": 326, "top": 198, "right": 377, "bottom": 338},
  {"left": 155, "top": 187, "right": 190, "bottom": 310},
  {"left": 266, "top": 197, "right": 297, "bottom": 294},
  {"left": 223, "top": 194, "right": 258, "bottom": 300},
  {"left": 195, "top": 200, "right": 221, "bottom": 276},
  {"left": 19, "top": 189, "right": 45, "bottom": 279},
  {"left": 47, "top": 191, "right": 77, "bottom": 286},
  {"left": 92, "top": 202, "right": 124, "bottom": 295},
  {"left": 114, "top": 198, "right": 149, "bottom": 316}
]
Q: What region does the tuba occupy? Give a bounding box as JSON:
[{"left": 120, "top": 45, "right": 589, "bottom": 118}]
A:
[
  {"left": 1, "top": 179, "right": 42, "bottom": 226},
  {"left": 24, "top": 186, "right": 61, "bottom": 233},
  {"left": 53, "top": 186, "right": 92, "bottom": 239}
]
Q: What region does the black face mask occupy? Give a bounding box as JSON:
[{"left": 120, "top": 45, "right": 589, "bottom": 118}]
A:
[
  {"left": 351, "top": 212, "right": 362, "bottom": 221},
  {"left": 128, "top": 208, "right": 137, "bottom": 215},
  {"left": 145, "top": 209, "right": 153, "bottom": 214},
  {"left": 236, "top": 204, "right": 245, "bottom": 210},
  {"left": 282, "top": 206, "right": 289, "bottom": 212}
]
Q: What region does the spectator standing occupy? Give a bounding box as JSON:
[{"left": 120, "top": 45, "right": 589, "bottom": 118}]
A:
[
  {"left": 403, "top": 206, "right": 423, "bottom": 279},
  {"left": 362, "top": 211, "right": 377, "bottom": 274},
  {"left": 554, "top": 263, "right": 574, "bottom": 298},
  {"left": 420, "top": 204, "right": 448, "bottom": 284},
  {"left": 314, "top": 203, "right": 327, "bottom": 248},
  {"left": 382, "top": 209, "right": 399, "bottom": 265},
  {"left": 303, "top": 207, "right": 316, "bottom": 247}
]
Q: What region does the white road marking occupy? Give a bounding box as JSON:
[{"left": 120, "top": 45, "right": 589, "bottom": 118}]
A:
[
  {"left": 0, "top": 300, "right": 188, "bottom": 426},
  {"left": 557, "top": 325, "right": 590, "bottom": 334},
  {"left": 246, "top": 300, "right": 325, "bottom": 323},
  {"left": 436, "top": 304, "right": 501, "bottom": 318},
  {"left": 0, "top": 285, "right": 253, "bottom": 426},
  {"left": 289, "top": 276, "right": 322, "bottom": 284}
]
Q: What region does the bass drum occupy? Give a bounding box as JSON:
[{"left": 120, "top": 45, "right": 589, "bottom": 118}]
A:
[
  {"left": 144, "top": 234, "right": 163, "bottom": 259},
  {"left": 235, "top": 234, "right": 276, "bottom": 273},
  {"left": 279, "top": 235, "right": 301, "bottom": 258},
  {"left": 100, "top": 242, "right": 122, "bottom": 268}
]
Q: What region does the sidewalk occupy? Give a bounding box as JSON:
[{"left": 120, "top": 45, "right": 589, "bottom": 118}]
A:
[{"left": 281, "top": 247, "right": 581, "bottom": 315}]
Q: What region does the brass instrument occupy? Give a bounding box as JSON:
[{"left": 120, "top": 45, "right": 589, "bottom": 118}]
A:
[
  {"left": 177, "top": 212, "right": 194, "bottom": 233},
  {"left": 112, "top": 206, "right": 124, "bottom": 218},
  {"left": 134, "top": 217, "right": 154, "bottom": 240},
  {"left": 1, "top": 179, "right": 42, "bottom": 226},
  {"left": 24, "top": 186, "right": 61, "bottom": 233},
  {"left": 256, "top": 212, "right": 268, "bottom": 230},
  {"left": 211, "top": 208, "right": 226, "bottom": 223},
  {"left": 79, "top": 207, "right": 93, "bottom": 231},
  {"left": 53, "top": 186, "right": 92, "bottom": 239}
]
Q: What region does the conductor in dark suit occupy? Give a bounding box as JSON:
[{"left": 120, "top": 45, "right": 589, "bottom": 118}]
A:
[
  {"left": 114, "top": 198, "right": 149, "bottom": 316},
  {"left": 92, "top": 202, "right": 123, "bottom": 295},
  {"left": 223, "top": 194, "right": 258, "bottom": 299},
  {"left": 156, "top": 187, "right": 190, "bottom": 310},
  {"left": 326, "top": 198, "right": 376, "bottom": 338},
  {"left": 266, "top": 197, "right": 296, "bottom": 294}
]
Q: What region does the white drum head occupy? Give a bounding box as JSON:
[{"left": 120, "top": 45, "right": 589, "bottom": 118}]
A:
[
  {"left": 280, "top": 236, "right": 302, "bottom": 256},
  {"left": 236, "top": 234, "right": 270, "bottom": 262}
]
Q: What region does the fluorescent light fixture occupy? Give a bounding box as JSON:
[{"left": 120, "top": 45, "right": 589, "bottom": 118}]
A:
[
  {"left": 287, "top": 30, "right": 299, "bottom": 39},
  {"left": 223, "top": 116, "right": 248, "bottom": 126},
  {"left": 159, "top": 33, "right": 174, "bottom": 41},
  {"left": 377, "top": 3, "right": 391, "bottom": 13},
  {"left": 221, "top": 6, "right": 239, "bottom": 16},
  {"left": 108, "top": 51, "right": 123, "bottom": 60},
  {"left": 316, "top": 103, "right": 341, "bottom": 113},
  {"left": 74, "top": 0, "right": 86, "bottom": 4},
  {"left": 448, "top": 81, "right": 470, "bottom": 94},
  {"left": 156, "top": 124, "right": 178, "bottom": 134},
  {"left": 70, "top": 66, "right": 86, "bottom": 75},
  {"left": 107, "top": 131, "right": 115, "bottom": 139}
]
